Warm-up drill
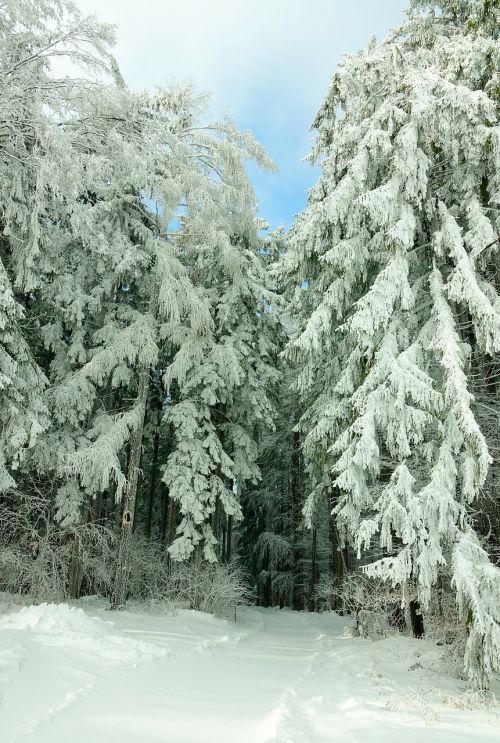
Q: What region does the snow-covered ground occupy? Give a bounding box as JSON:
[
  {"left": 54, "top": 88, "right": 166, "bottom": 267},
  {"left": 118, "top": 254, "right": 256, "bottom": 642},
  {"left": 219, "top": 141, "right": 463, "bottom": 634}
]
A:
[{"left": 0, "top": 597, "right": 499, "bottom": 742}]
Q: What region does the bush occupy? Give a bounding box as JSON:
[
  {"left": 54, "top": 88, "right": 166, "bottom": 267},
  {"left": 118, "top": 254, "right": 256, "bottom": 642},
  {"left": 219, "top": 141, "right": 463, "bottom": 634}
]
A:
[
  {"left": 0, "top": 495, "right": 249, "bottom": 618},
  {"left": 126, "top": 535, "right": 250, "bottom": 618},
  {"left": 166, "top": 560, "right": 250, "bottom": 618},
  {"left": 0, "top": 492, "right": 114, "bottom": 601},
  {"left": 423, "top": 575, "right": 469, "bottom": 679},
  {"left": 316, "top": 572, "right": 406, "bottom": 638}
]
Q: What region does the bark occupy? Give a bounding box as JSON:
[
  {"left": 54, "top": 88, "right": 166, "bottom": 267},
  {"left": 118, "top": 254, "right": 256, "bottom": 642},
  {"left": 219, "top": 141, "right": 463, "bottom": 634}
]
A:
[
  {"left": 93, "top": 490, "right": 104, "bottom": 524},
  {"left": 328, "top": 488, "right": 348, "bottom": 612},
  {"left": 328, "top": 488, "right": 347, "bottom": 578},
  {"left": 68, "top": 498, "right": 90, "bottom": 599},
  {"left": 263, "top": 571, "right": 271, "bottom": 608},
  {"left": 163, "top": 490, "right": 176, "bottom": 547},
  {"left": 290, "top": 428, "right": 302, "bottom": 610},
  {"left": 409, "top": 600, "right": 425, "bottom": 638},
  {"left": 145, "top": 397, "right": 162, "bottom": 538},
  {"left": 221, "top": 520, "right": 227, "bottom": 561},
  {"left": 68, "top": 536, "right": 82, "bottom": 599},
  {"left": 225, "top": 515, "right": 233, "bottom": 562},
  {"left": 110, "top": 364, "right": 150, "bottom": 609},
  {"left": 110, "top": 280, "right": 160, "bottom": 609},
  {"left": 211, "top": 496, "right": 221, "bottom": 555},
  {"left": 308, "top": 525, "right": 318, "bottom": 612}
]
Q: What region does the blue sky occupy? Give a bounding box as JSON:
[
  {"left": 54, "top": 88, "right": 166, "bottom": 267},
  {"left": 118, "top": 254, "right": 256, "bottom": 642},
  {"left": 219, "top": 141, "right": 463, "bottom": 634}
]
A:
[{"left": 78, "top": 0, "right": 408, "bottom": 230}]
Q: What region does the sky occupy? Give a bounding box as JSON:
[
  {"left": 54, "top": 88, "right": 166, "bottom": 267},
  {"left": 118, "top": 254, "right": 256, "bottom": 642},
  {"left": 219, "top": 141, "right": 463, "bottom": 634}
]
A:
[{"left": 76, "top": 0, "right": 409, "bottom": 230}]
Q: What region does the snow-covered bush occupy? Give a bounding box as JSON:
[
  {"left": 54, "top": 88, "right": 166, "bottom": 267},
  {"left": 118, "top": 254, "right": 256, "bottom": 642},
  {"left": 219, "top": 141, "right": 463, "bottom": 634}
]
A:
[
  {"left": 123, "top": 536, "right": 171, "bottom": 601},
  {"left": 316, "top": 572, "right": 406, "bottom": 638},
  {"left": 0, "top": 493, "right": 114, "bottom": 601},
  {"left": 0, "top": 501, "right": 248, "bottom": 618},
  {"left": 125, "top": 536, "right": 249, "bottom": 618},
  {"left": 440, "top": 689, "right": 498, "bottom": 713},
  {"left": 386, "top": 692, "right": 440, "bottom": 725},
  {"left": 167, "top": 561, "right": 250, "bottom": 618}
]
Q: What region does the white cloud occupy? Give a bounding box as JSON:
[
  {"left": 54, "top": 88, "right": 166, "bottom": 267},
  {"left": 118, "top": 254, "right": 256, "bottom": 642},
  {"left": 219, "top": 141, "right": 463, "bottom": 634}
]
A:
[
  {"left": 75, "top": 0, "right": 408, "bottom": 226},
  {"left": 78, "top": 1, "right": 406, "bottom": 112}
]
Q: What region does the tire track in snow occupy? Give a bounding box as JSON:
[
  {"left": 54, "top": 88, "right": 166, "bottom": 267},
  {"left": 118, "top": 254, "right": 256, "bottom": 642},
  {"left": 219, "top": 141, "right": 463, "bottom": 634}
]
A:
[
  {"left": 265, "top": 616, "right": 381, "bottom": 743},
  {"left": 256, "top": 615, "right": 336, "bottom": 743}
]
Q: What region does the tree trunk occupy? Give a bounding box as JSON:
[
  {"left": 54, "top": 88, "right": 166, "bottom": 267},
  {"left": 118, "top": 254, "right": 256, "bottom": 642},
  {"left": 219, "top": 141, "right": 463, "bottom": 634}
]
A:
[
  {"left": 308, "top": 525, "right": 318, "bottom": 612},
  {"left": 409, "top": 600, "right": 425, "bottom": 638},
  {"left": 93, "top": 489, "right": 105, "bottom": 525},
  {"left": 110, "top": 364, "right": 150, "bottom": 609},
  {"left": 211, "top": 495, "right": 221, "bottom": 555},
  {"left": 226, "top": 515, "right": 232, "bottom": 562},
  {"left": 163, "top": 490, "right": 176, "bottom": 547},
  {"left": 145, "top": 401, "right": 162, "bottom": 538},
  {"left": 110, "top": 281, "right": 160, "bottom": 609},
  {"left": 328, "top": 488, "right": 346, "bottom": 576},
  {"left": 290, "top": 428, "right": 302, "bottom": 610},
  {"left": 328, "top": 488, "right": 347, "bottom": 612},
  {"left": 68, "top": 536, "right": 82, "bottom": 599},
  {"left": 68, "top": 498, "right": 90, "bottom": 599},
  {"left": 263, "top": 571, "right": 271, "bottom": 608}
]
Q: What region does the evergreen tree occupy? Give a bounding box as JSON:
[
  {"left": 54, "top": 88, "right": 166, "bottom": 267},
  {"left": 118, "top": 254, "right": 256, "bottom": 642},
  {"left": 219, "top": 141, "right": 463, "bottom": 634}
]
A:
[
  {"left": 284, "top": 0, "right": 500, "bottom": 686},
  {"left": 164, "top": 187, "right": 280, "bottom": 562},
  {"left": 0, "top": 0, "right": 114, "bottom": 495},
  {"left": 0, "top": 0, "right": 280, "bottom": 608}
]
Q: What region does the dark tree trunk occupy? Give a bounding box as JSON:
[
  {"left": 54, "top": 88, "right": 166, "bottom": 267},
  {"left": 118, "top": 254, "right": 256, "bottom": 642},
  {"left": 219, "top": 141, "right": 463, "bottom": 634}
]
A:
[
  {"left": 409, "top": 600, "right": 425, "bottom": 638},
  {"left": 68, "top": 536, "right": 82, "bottom": 599},
  {"left": 226, "top": 515, "right": 232, "bottom": 562},
  {"left": 308, "top": 526, "right": 318, "bottom": 612},
  {"left": 328, "top": 488, "right": 347, "bottom": 612},
  {"left": 291, "top": 428, "right": 302, "bottom": 610},
  {"left": 221, "top": 520, "right": 227, "bottom": 561},
  {"left": 211, "top": 496, "right": 221, "bottom": 556},
  {"left": 110, "top": 283, "right": 160, "bottom": 609},
  {"left": 328, "top": 489, "right": 347, "bottom": 575},
  {"left": 94, "top": 490, "right": 104, "bottom": 524},
  {"left": 110, "top": 365, "right": 150, "bottom": 609},
  {"left": 163, "top": 490, "right": 176, "bottom": 547},
  {"left": 145, "top": 401, "right": 162, "bottom": 538},
  {"left": 68, "top": 498, "right": 90, "bottom": 599},
  {"left": 263, "top": 571, "right": 271, "bottom": 608}
]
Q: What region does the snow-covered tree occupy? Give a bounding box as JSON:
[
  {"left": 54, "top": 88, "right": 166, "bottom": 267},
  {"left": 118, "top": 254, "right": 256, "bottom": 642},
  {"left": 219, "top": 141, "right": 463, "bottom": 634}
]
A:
[
  {"left": 239, "top": 230, "right": 333, "bottom": 610},
  {"left": 36, "top": 88, "right": 278, "bottom": 604},
  {"left": 284, "top": 0, "right": 500, "bottom": 685},
  {"left": 0, "top": 0, "right": 114, "bottom": 495},
  {"left": 0, "top": 0, "right": 280, "bottom": 609},
  {"left": 164, "top": 190, "right": 281, "bottom": 563}
]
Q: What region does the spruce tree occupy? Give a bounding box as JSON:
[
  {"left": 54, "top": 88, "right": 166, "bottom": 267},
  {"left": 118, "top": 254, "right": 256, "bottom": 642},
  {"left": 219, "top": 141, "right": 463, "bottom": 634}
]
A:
[
  {"left": 0, "top": 0, "right": 114, "bottom": 496},
  {"left": 284, "top": 0, "right": 500, "bottom": 685}
]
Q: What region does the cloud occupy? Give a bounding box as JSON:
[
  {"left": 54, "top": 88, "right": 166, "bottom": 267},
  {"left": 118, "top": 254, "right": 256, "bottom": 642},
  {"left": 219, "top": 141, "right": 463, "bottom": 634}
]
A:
[{"left": 76, "top": 0, "right": 408, "bottom": 227}]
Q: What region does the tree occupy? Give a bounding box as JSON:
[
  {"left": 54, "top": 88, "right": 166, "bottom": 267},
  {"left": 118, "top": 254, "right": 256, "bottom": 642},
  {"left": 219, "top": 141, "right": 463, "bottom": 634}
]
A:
[
  {"left": 284, "top": 0, "right": 500, "bottom": 686},
  {"left": 164, "top": 169, "right": 280, "bottom": 563},
  {"left": 45, "top": 88, "right": 277, "bottom": 606},
  {"left": 238, "top": 229, "right": 332, "bottom": 610},
  {"left": 0, "top": 0, "right": 280, "bottom": 609},
  {"left": 0, "top": 0, "right": 114, "bottom": 497}
]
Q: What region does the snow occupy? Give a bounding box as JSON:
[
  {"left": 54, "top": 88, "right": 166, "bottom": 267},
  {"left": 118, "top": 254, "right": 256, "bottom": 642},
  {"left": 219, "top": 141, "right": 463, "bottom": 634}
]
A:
[
  {"left": 0, "top": 602, "right": 165, "bottom": 663},
  {"left": 0, "top": 598, "right": 498, "bottom": 742}
]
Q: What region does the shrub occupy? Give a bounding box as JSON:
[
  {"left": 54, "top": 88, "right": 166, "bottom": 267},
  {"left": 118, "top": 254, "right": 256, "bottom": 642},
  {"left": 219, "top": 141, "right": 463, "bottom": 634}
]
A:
[
  {"left": 125, "top": 535, "right": 250, "bottom": 618},
  {"left": 0, "top": 492, "right": 114, "bottom": 601},
  {"left": 316, "top": 571, "right": 406, "bottom": 638}
]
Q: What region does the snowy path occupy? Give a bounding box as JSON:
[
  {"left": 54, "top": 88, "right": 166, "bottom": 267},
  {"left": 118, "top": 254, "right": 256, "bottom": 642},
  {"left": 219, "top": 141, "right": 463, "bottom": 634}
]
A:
[{"left": 1, "top": 600, "right": 499, "bottom": 742}]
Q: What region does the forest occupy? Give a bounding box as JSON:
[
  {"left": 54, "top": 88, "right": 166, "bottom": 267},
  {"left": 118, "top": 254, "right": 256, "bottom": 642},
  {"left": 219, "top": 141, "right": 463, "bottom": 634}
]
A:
[{"left": 0, "top": 0, "right": 500, "bottom": 720}]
